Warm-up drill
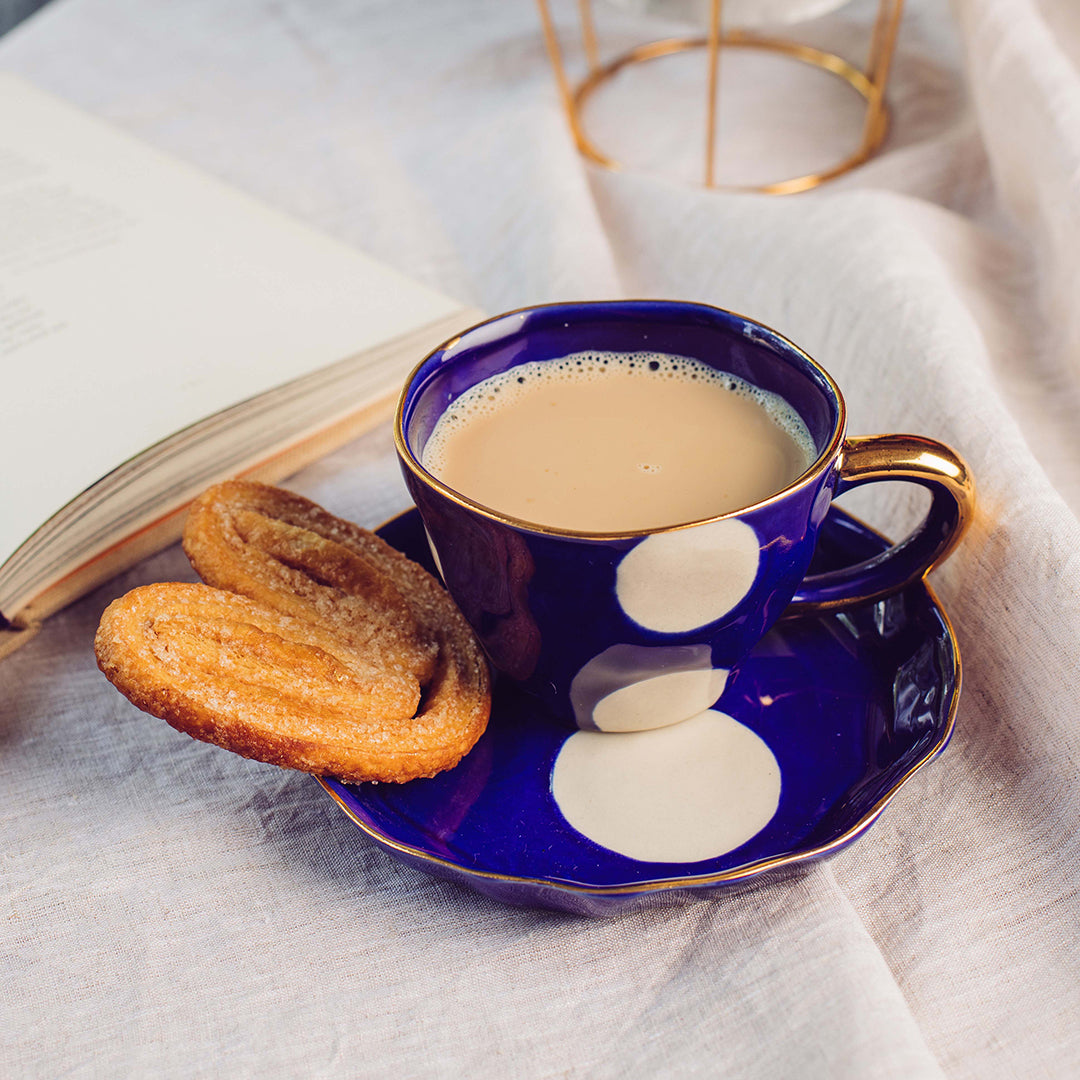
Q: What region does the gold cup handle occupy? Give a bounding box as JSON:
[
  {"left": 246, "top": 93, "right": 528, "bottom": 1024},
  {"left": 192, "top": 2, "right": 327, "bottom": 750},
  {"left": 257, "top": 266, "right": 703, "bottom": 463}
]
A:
[{"left": 788, "top": 434, "right": 975, "bottom": 612}]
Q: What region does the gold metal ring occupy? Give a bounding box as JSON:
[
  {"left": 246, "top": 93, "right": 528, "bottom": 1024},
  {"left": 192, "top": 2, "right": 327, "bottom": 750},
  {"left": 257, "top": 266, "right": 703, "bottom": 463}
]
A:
[{"left": 536, "top": 0, "right": 905, "bottom": 194}]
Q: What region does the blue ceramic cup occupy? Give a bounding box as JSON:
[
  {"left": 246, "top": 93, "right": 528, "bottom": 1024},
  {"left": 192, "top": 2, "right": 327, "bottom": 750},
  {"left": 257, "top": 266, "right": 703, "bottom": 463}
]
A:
[{"left": 395, "top": 301, "right": 973, "bottom": 733}]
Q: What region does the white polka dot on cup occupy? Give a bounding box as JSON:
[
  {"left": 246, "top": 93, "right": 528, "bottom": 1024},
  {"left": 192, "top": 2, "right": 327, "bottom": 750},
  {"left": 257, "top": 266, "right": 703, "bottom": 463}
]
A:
[{"left": 616, "top": 519, "right": 761, "bottom": 633}]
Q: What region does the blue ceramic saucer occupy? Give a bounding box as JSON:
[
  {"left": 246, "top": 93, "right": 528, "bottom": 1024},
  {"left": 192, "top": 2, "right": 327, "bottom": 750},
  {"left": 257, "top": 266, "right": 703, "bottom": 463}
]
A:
[{"left": 318, "top": 507, "right": 960, "bottom": 916}]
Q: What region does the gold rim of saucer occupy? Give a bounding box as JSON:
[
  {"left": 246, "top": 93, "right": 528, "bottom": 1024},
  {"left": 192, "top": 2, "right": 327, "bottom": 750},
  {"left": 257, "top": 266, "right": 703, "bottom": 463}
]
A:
[{"left": 393, "top": 299, "right": 847, "bottom": 542}]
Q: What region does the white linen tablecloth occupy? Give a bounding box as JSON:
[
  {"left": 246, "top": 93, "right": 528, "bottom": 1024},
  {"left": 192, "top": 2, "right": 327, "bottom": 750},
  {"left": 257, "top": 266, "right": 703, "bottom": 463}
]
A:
[{"left": 2, "top": 0, "right": 1078, "bottom": 1076}]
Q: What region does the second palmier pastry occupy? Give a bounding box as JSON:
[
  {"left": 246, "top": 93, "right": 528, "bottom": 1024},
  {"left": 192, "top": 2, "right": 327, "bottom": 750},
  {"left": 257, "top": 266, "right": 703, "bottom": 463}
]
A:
[{"left": 183, "top": 481, "right": 440, "bottom": 685}]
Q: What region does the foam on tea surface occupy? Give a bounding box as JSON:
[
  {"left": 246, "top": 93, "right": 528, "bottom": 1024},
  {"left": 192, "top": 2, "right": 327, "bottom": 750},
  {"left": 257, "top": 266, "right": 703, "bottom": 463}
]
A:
[{"left": 422, "top": 351, "right": 816, "bottom": 532}]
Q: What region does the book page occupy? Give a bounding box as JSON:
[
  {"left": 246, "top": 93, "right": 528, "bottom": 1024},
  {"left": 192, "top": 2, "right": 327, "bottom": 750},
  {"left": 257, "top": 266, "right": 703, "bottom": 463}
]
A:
[{"left": 0, "top": 75, "right": 463, "bottom": 568}]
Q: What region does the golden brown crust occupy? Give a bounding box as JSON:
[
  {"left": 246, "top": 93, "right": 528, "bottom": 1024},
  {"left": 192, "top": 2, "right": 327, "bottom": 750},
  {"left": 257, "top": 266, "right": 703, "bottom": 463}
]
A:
[{"left": 95, "top": 484, "right": 492, "bottom": 784}]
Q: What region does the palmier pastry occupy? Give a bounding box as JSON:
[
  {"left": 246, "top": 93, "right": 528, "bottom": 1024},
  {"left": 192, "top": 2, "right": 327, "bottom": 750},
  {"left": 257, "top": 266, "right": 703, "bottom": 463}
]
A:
[
  {"left": 95, "top": 485, "right": 492, "bottom": 783},
  {"left": 183, "top": 481, "right": 439, "bottom": 684}
]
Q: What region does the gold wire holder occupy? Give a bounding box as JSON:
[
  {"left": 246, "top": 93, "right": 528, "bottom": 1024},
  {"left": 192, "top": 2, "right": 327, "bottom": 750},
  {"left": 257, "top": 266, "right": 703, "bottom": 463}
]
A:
[{"left": 536, "top": 0, "right": 905, "bottom": 194}]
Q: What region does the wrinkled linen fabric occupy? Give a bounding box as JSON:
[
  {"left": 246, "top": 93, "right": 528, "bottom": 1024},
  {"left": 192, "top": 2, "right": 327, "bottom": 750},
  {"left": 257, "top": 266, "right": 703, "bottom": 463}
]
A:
[{"left": 1, "top": 0, "right": 1078, "bottom": 1076}]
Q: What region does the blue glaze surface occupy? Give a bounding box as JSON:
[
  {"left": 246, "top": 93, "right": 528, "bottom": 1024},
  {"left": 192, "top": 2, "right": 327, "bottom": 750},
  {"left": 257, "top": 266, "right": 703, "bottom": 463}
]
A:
[{"left": 318, "top": 507, "right": 960, "bottom": 916}]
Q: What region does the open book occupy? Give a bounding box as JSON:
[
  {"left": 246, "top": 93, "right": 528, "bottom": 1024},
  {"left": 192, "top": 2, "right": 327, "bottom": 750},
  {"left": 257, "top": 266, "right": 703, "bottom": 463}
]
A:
[{"left": 0, "top": 76, "right": 479, "bottom": 658}]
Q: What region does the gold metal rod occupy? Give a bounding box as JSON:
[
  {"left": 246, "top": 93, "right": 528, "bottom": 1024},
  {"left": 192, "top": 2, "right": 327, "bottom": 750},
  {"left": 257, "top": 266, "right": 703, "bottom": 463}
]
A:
[
  {"left": 536, "top": 0, "right": 605, "bottom": 162},
  {"left": 704, "top": 0, "right": 722, "bottom": 187},
  {"left": 578, "top": 0, "right": 600, "bottom": 73},
  {"left": 860, "top": 0, "right": 904, "bottom": 152},
  {"left": 866, "top": 0, "right": 903, "bottom": 83}
]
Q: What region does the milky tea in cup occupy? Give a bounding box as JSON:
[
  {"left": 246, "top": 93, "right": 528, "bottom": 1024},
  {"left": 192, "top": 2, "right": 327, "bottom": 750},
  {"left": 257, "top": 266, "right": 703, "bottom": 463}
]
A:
[
  {"left": 421, "top": 351, "right": 816, "bottom": 534},
  {"left": 395, "top": 301, "right": 972, "bottom": 735}
]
